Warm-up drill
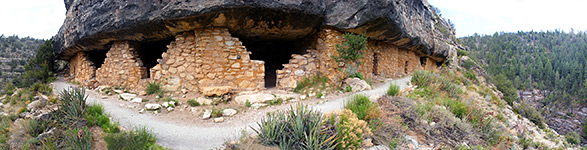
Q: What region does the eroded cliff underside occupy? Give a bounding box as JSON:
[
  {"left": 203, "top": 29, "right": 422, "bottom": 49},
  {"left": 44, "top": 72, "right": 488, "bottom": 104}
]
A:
[{"left": 54, "top": 0, "right": 458, "bottom": 93}]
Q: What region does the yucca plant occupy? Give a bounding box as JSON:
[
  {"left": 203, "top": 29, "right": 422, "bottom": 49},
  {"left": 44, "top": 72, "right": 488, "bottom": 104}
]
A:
[
  {"left": 252, "top": 104, "right": 337, "bottom": 149},
  {"left": 58, "top": 87, "right": 88, "bottom": 121},
  {"left": 411, "top": 70, "right": 434, "bottom": 87}
]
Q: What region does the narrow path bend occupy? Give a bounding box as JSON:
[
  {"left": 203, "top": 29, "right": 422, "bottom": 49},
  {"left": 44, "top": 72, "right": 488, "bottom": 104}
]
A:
[{"left": 53, "top": 76, "right": 411, "bottom": 150}]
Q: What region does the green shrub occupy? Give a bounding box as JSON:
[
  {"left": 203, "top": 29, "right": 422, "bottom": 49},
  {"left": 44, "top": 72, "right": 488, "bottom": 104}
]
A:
[
  {"left": 438, "top": 98, "right": 468, "bottom": 119},
  {"left": 64, "top": 127, "right": 93, "bottom": 150},
  {"left": 513, "top": 102, "right": 545, "bottom": 129},
  {"left": 345, "top": 86, "right": 352, "bottom": 92},
  {"left": 387, "top": 84, "right": 400, "bottom": 96},
  {"left": 211, "top": 108, "right": 222, "bottom": 118},
  {"left": 457, "top": 49, "right": 469, "bottom": 56},
  {"left": 245, "top": 100, "right": 251, "bottom": 108},
  {"left": 24, "top": 119, "right": 47, "bottom": 137},
  {"left": 566, "top": 132, "right": 581, "bottom": 145},
  {"left": 85, "top": 104, "right": 119, "bottom": 133},
  {"left": 345, "top": 94, "right": 380, "bottom": 121},
  {"left": 187, "top": 99, "right": 200, "bottom": 107},
  {"left": 252, "top": 104, "right": 336, "bottom": 149},
  {"left": 267, "top": 98, "right": 283, "bottom": 105},
  {"left": 583, "top": 118, "right": 587, "bottom": 140},
  {"left": 4, "top": 83, "right": 14, "bottom": 95},
  {"left": 145, "top": 81, "right": 162, "bottom": 95},
  {"left": 105, "top": 127, "right": 158, "bottom": 150},
  {"left": 440, "top": 79, "right": 462, "bottom": 98},
  {"left": 293, "top": 73, "right": 329, "bottom": 94},
  {"left": 58, "top": 87, "right": 87, "bottom": 121}
]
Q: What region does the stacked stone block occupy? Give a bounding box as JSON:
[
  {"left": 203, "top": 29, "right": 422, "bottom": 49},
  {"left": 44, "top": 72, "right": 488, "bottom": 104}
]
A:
[
  {"left": 68, "top": 52, "right": 96, "bottom": 87},
  {"left": 275, "top": 51, "right": 319, "bottom": 89},
  {"left": 95, "top": 41, "right": 148, "bottom": 90},
  {"left": 150, "top": 28, "right": 264, "bottom": 93}
]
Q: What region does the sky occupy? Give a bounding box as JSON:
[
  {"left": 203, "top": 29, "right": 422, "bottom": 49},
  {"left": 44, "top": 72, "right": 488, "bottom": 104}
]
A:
[
  {"left": 1, "top": 1, "right": 587, "bottom": 39},
  {"left": 428, "top": 0, "right": 587, "bottom": 37},
  {"left": 0, "top": 0, "right": 65, "bottom": 40}
]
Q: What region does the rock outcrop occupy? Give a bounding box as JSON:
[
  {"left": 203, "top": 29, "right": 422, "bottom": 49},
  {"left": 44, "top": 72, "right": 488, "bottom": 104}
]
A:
[{"left": 53, "top": 0, "right": 455, "bottom": 61}]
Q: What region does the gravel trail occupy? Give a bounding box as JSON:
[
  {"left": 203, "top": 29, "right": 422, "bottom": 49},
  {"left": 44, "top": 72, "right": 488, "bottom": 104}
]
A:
[{"left": 52, "top": 76, "right": 411, "bottom": 149}]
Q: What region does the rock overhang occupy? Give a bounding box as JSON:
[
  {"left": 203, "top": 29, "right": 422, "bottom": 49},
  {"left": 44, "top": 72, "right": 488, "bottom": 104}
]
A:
[{"left": 53, "top": 0, "right": 454, "bottom": 61}]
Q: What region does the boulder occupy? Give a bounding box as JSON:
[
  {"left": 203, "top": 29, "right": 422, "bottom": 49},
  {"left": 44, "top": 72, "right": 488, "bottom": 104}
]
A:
[
  {"left": 145, "top": 104, "right": 161, "bottom": 110},
  {"left": 235, "top": 93, "right": 275, "bottom": 104},
  {"left": 222, "top": 108, "right": 237, "bottom": 117},
  {"left": 196, "top": 97, "right": 213, "bottom": 105},
  {"left": 54, "top": 0, "right": 454, "bottom": 62},
  {"left": 202, "top": 109, "right": 211, "bottom": 119},
  {"left": 119, "top": 93, "right": 137, "bottom": 101},
  {"left": 130, "top": 97, "right": 143, "bottom": 103},
  {"left": 214, "top": 117, "right": 224, "bottom": 123},
  {"left": 344, "top": 78, "right": 371, "bottom": 92},
  {"left": 200, "top": 86, "right": 232, "bottom": 96}
]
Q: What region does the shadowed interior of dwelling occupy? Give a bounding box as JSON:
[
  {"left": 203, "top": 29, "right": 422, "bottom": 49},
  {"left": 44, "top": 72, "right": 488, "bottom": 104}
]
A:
[
  {"left": 137, "top": 38, "right": 173, "bottom": 78},
  {"left": 85, "top": 50, "right": 107, "bottom": 69},
  {"left": 241, "top": 38, "right": 308, "bottom": 88}
]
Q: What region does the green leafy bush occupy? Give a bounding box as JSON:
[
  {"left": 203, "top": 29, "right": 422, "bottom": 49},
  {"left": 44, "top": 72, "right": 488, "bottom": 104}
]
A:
[
  {"left": 64, "top": 127, "right": 93, "bottom": 150},
  {"left": 293, "top": 73, "right": 329, "bottom": 94},
  {"left": 565, "top": 132, "right": 580, "bottom": 145},
  {"left": 386, "top": 84, "right": 400, "bottom": 96},
  {"left": 457, "top": 49, "right": 469, "bottom": 56},
  {"left": 187, "top": 99, "right": 200, "bottom": 107},
  {"left": 104, "top": 127, "right": 158, "bottom": 150},
  {"left": 252, "top": 104, "right": 336, "bottom": 149},
  {"left": 513, "top": 102, "right": 545, "bottom": 129},
  {"left": 211, "top": 108, "right": 222, "bottom": 118},
  {"left": 145, "top": 81, "right": 163, "bottom": 95},
  {"left": 331, "top": 33, "right": 367, "bottom": 68},
  {"left": 85, "top": 104, "right": 119, "bottom": 133},
  {"left": 344, "top": 94, "right": 380, "bottom": 121},
  {"left": 245, "top": 100, "right": 251, "bottom": 108},
  {"left": 438, "top": 98, "right": 468, "bottom": 119}
]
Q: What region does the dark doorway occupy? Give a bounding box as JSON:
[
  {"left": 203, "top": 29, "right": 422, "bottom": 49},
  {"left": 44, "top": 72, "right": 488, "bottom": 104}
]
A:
[
  {"left": 137, "top": 38, "right": 173, "bottom": 78},
  {"left": 420, "top": 57, "right": 427, "bottom": 67},
  {"left": 241, "top": 39, "right": 308, "bottom": 88},
  {"left": 85, "top": 50, "right": 107, "bottom": 69},
  {"left": 404, "top": 61, "right": 409, "bottom": 74},
  {"left": 373, "top": 53, "right": 378, "bottom": 75}
]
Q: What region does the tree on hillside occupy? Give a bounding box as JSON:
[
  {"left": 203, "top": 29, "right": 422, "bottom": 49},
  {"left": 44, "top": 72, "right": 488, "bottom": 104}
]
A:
[{"left": 13, "top": 39, "right": 55, "bottom": 87}]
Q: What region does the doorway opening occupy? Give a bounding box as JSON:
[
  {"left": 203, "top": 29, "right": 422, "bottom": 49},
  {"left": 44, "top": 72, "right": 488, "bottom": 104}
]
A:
[
  {"left": 241, "top": 38, "right": 308, "bottom": 88},
  {"left": 85, "top": 50, "right": 107, "bottom": 69},
  {"left": 404, "top": 61, "right": 409, "bottom": 74},
  {"left": 137, "top": 38, "right": 173, "bottom": 78}
]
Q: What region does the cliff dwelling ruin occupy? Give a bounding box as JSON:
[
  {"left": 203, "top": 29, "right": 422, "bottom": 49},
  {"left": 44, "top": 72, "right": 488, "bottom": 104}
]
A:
[{"left": 54, "top": 0, "right": 457, "bottom": 95}]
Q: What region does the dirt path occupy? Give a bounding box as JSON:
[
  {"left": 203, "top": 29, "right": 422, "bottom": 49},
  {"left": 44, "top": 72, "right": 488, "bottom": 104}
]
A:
[{"left": 52, "top": 76, "right": 411, "bottom": 150}]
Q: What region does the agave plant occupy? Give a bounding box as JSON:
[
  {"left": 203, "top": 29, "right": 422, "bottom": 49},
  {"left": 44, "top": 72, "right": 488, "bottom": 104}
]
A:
[{"left": 252, "top": 104, "right": 337, "bottom": 149}]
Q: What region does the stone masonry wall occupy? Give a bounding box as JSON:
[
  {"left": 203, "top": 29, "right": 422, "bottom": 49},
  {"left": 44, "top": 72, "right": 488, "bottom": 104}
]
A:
[
  {"left": 95, "top": 41, "right": 148, "bottom": 90},
  {"left": 370, "top": 40, "right": 435, "bottom": 77},
  {"left": 275, "top": 51, "right": 319, "bottom": 89},
  {"left": 275, "top": 28, "right": 438, "bottom": 89},
  {"left": 150, "top": 28, "right": 265, "bottom": 93},
  {"left": 68, "top": 52, "right": 96, "bottom": 87}
]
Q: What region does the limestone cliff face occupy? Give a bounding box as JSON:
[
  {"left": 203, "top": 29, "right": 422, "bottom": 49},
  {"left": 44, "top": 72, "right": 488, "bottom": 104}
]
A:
[{"left": 53, "top": 0, "right": 455, "bottom": 61}]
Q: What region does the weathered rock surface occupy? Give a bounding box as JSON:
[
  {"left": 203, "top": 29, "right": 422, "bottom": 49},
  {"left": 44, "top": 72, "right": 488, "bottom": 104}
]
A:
[
  {"left": 54, "top": 0, "right": 454, "bottom": 61},
  {"left": 200, "top": 86, "right": 232, "bottom": 97},
  {"left": 234, "top": 93, "right": 275, "bottom": 104},
  {"left": 119, "top": 93, "right": 137, "bottom": 101},
  {"left": 145, "top": 103, "right": 161, "bottom": 110},
  {"left": 344, "top": 78, "right": 372, "bottom": 92},
  {"left": 222, "top": 108, "right": 237, "bottom": 117}
]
